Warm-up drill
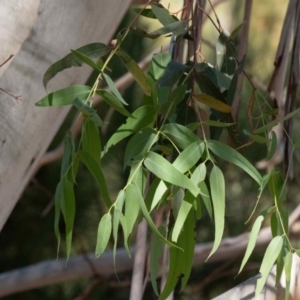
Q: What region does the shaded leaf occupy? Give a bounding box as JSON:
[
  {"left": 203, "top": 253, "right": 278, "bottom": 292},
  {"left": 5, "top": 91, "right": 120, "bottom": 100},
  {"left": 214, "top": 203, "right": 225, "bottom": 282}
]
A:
[
  {"left": 194, "top": 94, "right": 231, "bottom": 113},
  {"left": 36, "top": 85, "right": 92, "bottom": 107},
  {"left": 96, "top": 90, "right": 133, "bottom": 118},
  {"left": 132, "top": 7, "right": 156, "bottom": 19},
  {"left": 201, "top": 120, "right": 235, "bottom": 127},
  {"left": 103, "top": 73, "right": 128, "bottom": 105},
  {"left": 252, "top": 119, "right": 279, "bottom": 134},
  {"left": 151, "top": 2, "right": 177, "bottom": 26},
  {"left": 191, "top": 163, "right": 206, "bottom": 186},
  {"left": 54, "top": 182, "right": 63, "bottom": 256},
  {"left": 199, "top": 181, "right": 212, "bottom": 219},
  {"left": 61, "top": 131, "right": 75, "bottom": 178},
  {"left": 71, "top": 49, "right": 100, "bottom": 71},
  {"left": 95, "top": 212, "right": 112, "bottom": 257},
  {"left": 151, "top": 20, "right": 188, "bottom": 36},
  {"left": 77, "top": 150, "right": 111, "bottom": 208},
  {"left": 267, "top": 131, "right": 277, "bottom": 160},
  {"left": 43, "top": 43, "right": 110, "bottom": 88},
  {"left": 256, "top": 236, "right": 283, "bottom": 297},
  {"left": 117, "top": 49, "right": 151, "bottom": 96},
  {"left": 150, "top": 180, "right": 168, "bottom": 212},
  {"left": 284, "top": 251, "right": 292, "bottom": 300}
]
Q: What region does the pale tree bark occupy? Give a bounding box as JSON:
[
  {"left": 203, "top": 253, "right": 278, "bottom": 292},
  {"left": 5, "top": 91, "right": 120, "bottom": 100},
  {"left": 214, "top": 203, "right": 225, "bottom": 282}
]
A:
[{"left": 0, "top": 0, "right": 132, "bottom": 231}]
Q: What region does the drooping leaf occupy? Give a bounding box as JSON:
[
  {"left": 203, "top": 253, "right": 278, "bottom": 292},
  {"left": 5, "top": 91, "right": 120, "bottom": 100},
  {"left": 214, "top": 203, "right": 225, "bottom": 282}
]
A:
[
  {"left": 71, "top": 49, "right": 100, "bottom": 71},
  {"left": 173, "top": 141, "right": 204, "bottom": 173},
  {"left": 77, "top": 150, "right": 111, "bottom": 208},
  {"left": 194, "top": 94, "right": 231, "bottom": 113},
  {"left": 132, "top": 7, "right": 156, "bottom": 19},
  {"left": 150, "top": 180, "right": 168, "bottom": 212},
  {"left": 255, "top": 236, "right": 283, "bottom": 297},
  {"left": 36, "top": 85, "right": 92, "bottom": 107},
  {"left": 201, "top": 120, "right": 235, "bottom": 127},
  {"left": 43, "top": 43, "right": 110, "bottom": 88},
  {"left": 103, "top": 105, "right": 157, "bottom": 155},
  {"left": 102, "top": 73, "right": 128, "bottom": 105},
  {"left": 54, "top": 182, "right": 63, "bottom": 256},
  {"left": 243, "top": 130, "right": 268, "bottom": 144},
  {"left": 191, "top": 163, "right": 207, "bottom": 186},
  {"left": 96, "top": 90, "right": 133, "bottom": 118},
  {"left": 116, "top": 49, "right": 151, "bottom": 96},
  {"left": 61, "top": 131, "right": 75, "bottom": 178},
  {"left": 208, "top": 140, "right": 262, "bottom": 184},
  {"left": 238, "top": 215, "right": 264, "bottom": 274},
  {"left": 252, "top": 119, "right": 279, "bottom": 134},
  {"left": 60, "top": 178, "right": 76, "bottom": 260},
  {"left": 144, "top": 151, "right": 199, "bottom": 197},
  {"left": 150, "top": 226, "right": 166, "bottom": 296},
  {"left": 123, "top": 128, "right": 158, "bottom": 169},
  {"left": 129, "top": 182, "right": 180, "bottom": 248},
  {"left": 145, "top": 177, "right": 162, "bottom": 211},
  {"left": 284, "top": 251, "right": 292, "bottom": 300},
  {"left": 82, "top": 119, "right": 101, "bottom": 165},
  {"left": 95, "top": 212, "right": 112, "bottom": 257},
  {"left": 267, "top": 131, "right": 277, "bottom": 161},
  {"left": 151, "top": 53, "right": 172, "bottom": 80},
  {"left": 160, "top": 123, "right": 199, "bottom": 149},
  {"left": 207, "top": 165, "right": 225, "bottom": 259},
  {"left": 172, "top": 188, "right": 185, "bottom": 218},
  {"left": 199, "top": 181, "right": 212, "bottom": 219},
  {"left": 282, "top": 107, "right": 300, "bottom": 121}
]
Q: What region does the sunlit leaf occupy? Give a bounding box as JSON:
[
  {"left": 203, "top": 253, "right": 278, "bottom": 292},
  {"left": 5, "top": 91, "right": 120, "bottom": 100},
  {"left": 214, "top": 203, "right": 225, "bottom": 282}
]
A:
[
  {"left": 43, "top": 43, "right": 110, "bottom": 88},
  {"left": 199, "top": 181, "right": 212, "bottom": 219},
  {"left": 256, "top": 236, "right": 283, "bottom": 297},
  {"left": 191, "top": 163, "right": 206, "bottom": 186},
  {"left": 95, "top": 212, "right": 112, "bottom": 257},
  {"left": 150, "top": 180, "right": 168, "bottom": 212},
  {"left": 160, "top": 123, "right": 199, "bottom": 149},
  {"left": 208, "top": 140, "right": 262, "bottom": 184},
  {"left": 207, "top": 165, "right": 225, "bottom": 259},
  {"left": 151, "top": 53, "right": 172, "bottom": 80},
  {"left": 194, "top": 94, "right": 231, "bottom": 113},
  {"left": 144, "top": 151, "right": 199, "bottom": 197},
  {"left": 238, "top": 215, "right": 264, "bottom": 274},
  {"left": 96, "top": 90, "right": 133, "bottom": 118},
  {"left": 77, "top": 150, "right": 111, "bottom": 208},
  {"left": 116, "top": 49, "right": 151, "bottom": 96},
  {"left": 36, "top": 85, "right": 91, "bottom": 107}
]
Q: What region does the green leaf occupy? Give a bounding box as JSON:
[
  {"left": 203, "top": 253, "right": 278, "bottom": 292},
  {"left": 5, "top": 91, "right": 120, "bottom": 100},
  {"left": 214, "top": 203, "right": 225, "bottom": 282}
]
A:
[
  {"left": 238, "top": 215, "right": 264, "bottom": 274},
  {"left": 282, "top": 107, "right": 300, "bottom": 121},
  {"left": 151, "top": 20, "right": 189, "bottom": 36},
  {"left": 199, "top": 181, "right": 212, "bottom": 219},
  {"left": 160, "top": 123, "right": 199, "bottom": 149},
  {"left": 172, "top": 188, "right": 184, "bottom": 218},
  {"left": 95, "top": 212, "right": 112, "bottom": 257},
  {"left": 151, "top": 53, "right": 172, "bottom": 80},
  {"left": 144, "top": 151, "right": 199, "bottom": 197},
  {"left": 124, "top": 184, "right": 140, "bottom": 241},
  {"left": 266, "top": 131, "right": 277, "bottom": 160},
  {"left": 207, "top": 165, "right": 225, "bottom": 259},
  {"left": 284, "top": 251, "right": 292, "bottom": 300},
  {"left": 194, "top": 94, "right": 231, "bottom": 113},
  {"left": 96, "top": 90, "right": 133, "bottom": 118},
  {"left": 61, "top": 131, "right": 75, "bottom": 178},
  {"left": 77, "top": 150, "right": 111, "bottom": 208},
  {"left": 103, "top": 105, "right": 157, "bottom": 155},
  {"left": 116, "top": 49, "right": 151, "bottom": 96},
  {"left": 243, "top": 130, "right": 268, "bottom": 144},
  {"left": 191, "top": 163, "right": 207, "bottom": 186},
  {"left": 43, "top": 43, "right": 110, "bottom": 88},
  {"left": 132, "top": 7, "right": 156, "bottom": 19},
  {"left": 129, "top": 182, "right": 180, "bottom": 248},
  {"left": 173, "top": 141, "right": 204, "bottom": 173},
  {"left": 208, "top": 140, "right": 262, "bottom": 184},
  {"left": 71, "top": 49, "right": 100, "bottom": 71},
  {"left": 82, "top": 119, "right": 101, "bottom": 165},
  {"left": 150, "top": 180, "right": 168, "bottom": 212},
  {"left": 36, "top": 85, "right": 91, "bottom": 107},
  {"left": 61, "top": 178, "right": 76, "bottom": 260},
  {"left": 201, "top": 120, "right": 235, "bottom": 127},
  {"left": 124, "top": 128, "right": 158, "bottom": 169},
  {"left": 252, "top": 119, "right": 279, "bottom": 134},
  {"left": 103, "top": 73, "right": 128, "bottom": 105},
  {"left": 256, "top": 236, "right": 283, "bottom": 297},
  {"left": 54, "top": 182, "right": 63, "bottom": 256},
  {"left": 171, "top": 191, "right": 194, "bottom": 242},
  {"left": 150, "top": 226, "right": 165, "bottom": 296},
  {"left": 151, "top": 3, "right": 177, "bottom": 26}
]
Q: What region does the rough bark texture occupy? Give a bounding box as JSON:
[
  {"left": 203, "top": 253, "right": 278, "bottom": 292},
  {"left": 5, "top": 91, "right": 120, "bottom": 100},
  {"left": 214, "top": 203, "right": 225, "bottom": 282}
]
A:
[{"left": 0, "top": 0, "right": 131, "bottom": 231}]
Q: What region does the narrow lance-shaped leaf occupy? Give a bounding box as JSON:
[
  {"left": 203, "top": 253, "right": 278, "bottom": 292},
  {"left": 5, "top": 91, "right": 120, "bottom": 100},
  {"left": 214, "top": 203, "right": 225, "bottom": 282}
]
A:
[
  {"left": 207, "top": 165, "right": 225, "bottom": 259},
  {"left": 71, "top": 49, "right": 100, "bottom": 71},
  {"left": 266, "top": 131, "right": 277, "bottom": 161},
  {"left": 238, "top": 215, "right": 264, "bottom": 274},
  {"left": 61, "top": 131, "right": 75, "bottom": 178},
  {"left": 43, "top": 43, "right": 110, "bottom": 88},
  {"left": 54, "top": 182, "right": 63, "bottom": 257},
  {"left": 95, "top": 212, "right": 112, "bottom": 257},
  {"left": 144, "top": 151, "right": 199, "bottom": 197},
  {"left": 96, "top": 90, "right": 133, "bottom": 118},
  {"left": 35, "top": 85, "right": 91, "bottom": 107},
  {"left": 199, "top": 181, "right": 212, "bottom": 219},
  {"left": 117, "top": 49, "right": 151, "bottom": 96},
  {"left": 194, "top": 94, "right": 231, "bottom": 113},
  {"left": 208, "top": 140, "right": 262, "bottom": 184},
  {"left": 284, "top": 251, "right": 292, "bottom": 300},
  {"left": 256, "top": 236, "right": 283, "bottom": 297},
  {"left": 77, "top": 150, "right": 111, "bottom": 208},
  {"left": 129, "top": 182, "right": 180, "bottom": 249},
  {"left": 150, "top": 20, "right": 188, "bottom": 37},
  {"left": 82, "top": 119, "right": 101, "bottom": 165},
  {"left": 151, "top": 2, "right": 177, "bottom": 26}
]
